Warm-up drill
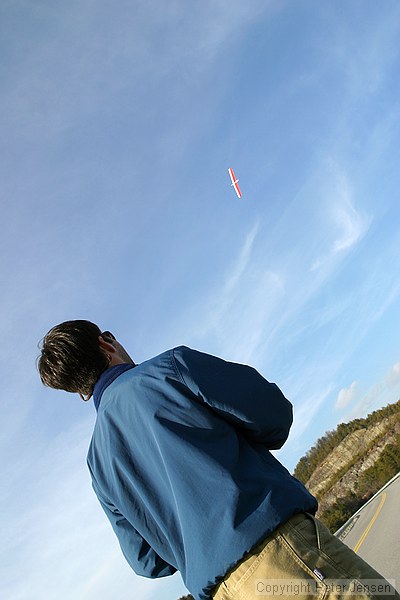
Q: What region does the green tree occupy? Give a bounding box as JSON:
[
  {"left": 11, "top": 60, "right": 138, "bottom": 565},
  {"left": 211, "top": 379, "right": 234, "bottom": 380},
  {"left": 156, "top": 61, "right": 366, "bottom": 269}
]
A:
[
  {"left": 356, "top": 436, "right": 400, "bottom": 498},
  {"left": 320, "top": 491, "right": 364, "bottom": 532}
]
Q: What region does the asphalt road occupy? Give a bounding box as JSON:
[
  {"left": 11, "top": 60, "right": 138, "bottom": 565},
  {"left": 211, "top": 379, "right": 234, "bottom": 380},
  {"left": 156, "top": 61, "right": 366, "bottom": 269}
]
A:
[{"left": 337, "top": 473, "right": 400, "bottom": 591}]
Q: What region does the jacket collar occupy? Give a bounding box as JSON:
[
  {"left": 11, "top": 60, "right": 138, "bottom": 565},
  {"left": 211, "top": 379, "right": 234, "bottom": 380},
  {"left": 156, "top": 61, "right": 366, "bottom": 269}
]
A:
[{"left": 93, "top": 363, "right": 135, "bottom": 411}]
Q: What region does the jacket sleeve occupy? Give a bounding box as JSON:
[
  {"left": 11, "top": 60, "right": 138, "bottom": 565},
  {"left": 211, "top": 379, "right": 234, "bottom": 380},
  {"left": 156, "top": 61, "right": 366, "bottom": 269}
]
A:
[
  {"left": 93, "top": 486, "right": 177, "bottom": 578},
  {"left": 172, "top": 346, "right": 293, "bottom": 449}
]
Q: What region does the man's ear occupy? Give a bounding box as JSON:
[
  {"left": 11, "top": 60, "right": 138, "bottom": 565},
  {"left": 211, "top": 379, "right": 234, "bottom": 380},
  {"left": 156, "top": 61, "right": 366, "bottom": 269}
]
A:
[{"left": 98, "top": 335, "right": 116, "bottom": 354}]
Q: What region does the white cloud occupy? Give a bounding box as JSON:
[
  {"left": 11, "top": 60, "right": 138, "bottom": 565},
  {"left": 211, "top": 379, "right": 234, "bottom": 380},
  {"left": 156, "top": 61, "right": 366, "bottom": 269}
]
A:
[
  {"left": 335, "top": 380, "right": 360, "bottom": 409},
  {"left": 342, "top": 361, "right": 400, "bottom": 422},
  {"left": 384, "top": 362, "right": 400, "bottom": 388}
]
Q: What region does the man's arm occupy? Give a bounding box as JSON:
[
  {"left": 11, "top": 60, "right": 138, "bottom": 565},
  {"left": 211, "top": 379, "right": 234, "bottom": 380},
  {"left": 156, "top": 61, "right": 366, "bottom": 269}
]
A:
[
  {"left": 94, "top": 487, "right": 177, "bottom": 578},
  {"left": 172, "top": 346, "right": 293, "bottom": 449}
]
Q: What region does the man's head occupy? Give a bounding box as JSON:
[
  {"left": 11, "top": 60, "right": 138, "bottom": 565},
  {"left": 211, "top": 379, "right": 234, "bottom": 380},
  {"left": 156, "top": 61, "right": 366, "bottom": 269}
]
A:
[{"left": 38, "top": 320, "right": 134, "bottom": 400}]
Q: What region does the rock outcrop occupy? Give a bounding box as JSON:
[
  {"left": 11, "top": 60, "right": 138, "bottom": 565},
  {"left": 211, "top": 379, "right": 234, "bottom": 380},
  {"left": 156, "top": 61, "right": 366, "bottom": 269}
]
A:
[{"left": 304, "top": 413, "right": 400, "bottom": 517}]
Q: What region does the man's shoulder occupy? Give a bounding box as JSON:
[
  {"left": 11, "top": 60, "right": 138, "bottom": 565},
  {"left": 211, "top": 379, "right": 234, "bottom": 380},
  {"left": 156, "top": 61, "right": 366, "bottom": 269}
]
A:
[
  {"left": 138, "top": 346, "right": 186, "bottom": 369},
  {"left": 138, "top": 345, "right": 193, "bottom": 373}
]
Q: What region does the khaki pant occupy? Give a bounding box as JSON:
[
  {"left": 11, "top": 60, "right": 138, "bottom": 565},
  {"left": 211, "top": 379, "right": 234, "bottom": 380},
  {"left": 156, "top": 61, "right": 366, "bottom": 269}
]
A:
[{"left": 212, "top": 513, "right": 399, "bottom": 599}]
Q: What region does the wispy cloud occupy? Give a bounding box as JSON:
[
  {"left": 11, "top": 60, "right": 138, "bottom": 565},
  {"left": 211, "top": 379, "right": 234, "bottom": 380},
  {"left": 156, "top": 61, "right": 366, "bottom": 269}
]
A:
[
  {"left": 289, "top": 386, "right": 334, "bottom": 444},
  {"left": 176, "top": 221, "right": 286, "bottom": 364},
  {"left": 0, "top": 1, "right": 269, "bottom": 154},
  {"left": 328, "top": 1, "right": 400, "bottom": 101},
  {"left": 310, "top": 161, "right": 371, "bottom": 271},
  {"left": 332, "top": 197, "right": 367, "bottom": 253},
  {"left": 221, "top": 221, "right": 261, "bottom": 298},
  {"left": 175, "top": 163, "right": 370, "bottom": 369}
]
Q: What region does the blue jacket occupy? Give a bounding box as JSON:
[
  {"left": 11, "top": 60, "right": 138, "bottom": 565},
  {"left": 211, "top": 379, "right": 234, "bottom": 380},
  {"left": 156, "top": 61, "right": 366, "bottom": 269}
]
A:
[{"left": 87, "top": 346, "right": 317, "bottom": 599}]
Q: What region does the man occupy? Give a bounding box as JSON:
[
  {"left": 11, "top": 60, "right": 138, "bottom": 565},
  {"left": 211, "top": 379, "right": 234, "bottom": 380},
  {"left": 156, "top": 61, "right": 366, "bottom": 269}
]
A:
[{"left": 38, "top": 320, "right": 398, "bottom": 599}]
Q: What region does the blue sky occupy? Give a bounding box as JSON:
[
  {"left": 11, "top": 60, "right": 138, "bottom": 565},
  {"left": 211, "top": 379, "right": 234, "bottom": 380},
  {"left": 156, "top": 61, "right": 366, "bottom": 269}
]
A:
[{"left": 2, "top": 1, "right": 400, "bottom": 598}]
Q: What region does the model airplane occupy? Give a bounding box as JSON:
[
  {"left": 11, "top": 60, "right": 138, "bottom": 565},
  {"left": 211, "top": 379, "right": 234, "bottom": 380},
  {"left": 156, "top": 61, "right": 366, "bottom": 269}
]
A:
[{"left": 228, "top": 167, "right": 242, "bottom": 198}]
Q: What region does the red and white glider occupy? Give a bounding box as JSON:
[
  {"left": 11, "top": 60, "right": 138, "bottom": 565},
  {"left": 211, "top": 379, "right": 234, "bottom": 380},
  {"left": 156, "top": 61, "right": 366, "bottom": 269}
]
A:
[{"left": 228, "top": 167, "right": 242, "bottom": 198}]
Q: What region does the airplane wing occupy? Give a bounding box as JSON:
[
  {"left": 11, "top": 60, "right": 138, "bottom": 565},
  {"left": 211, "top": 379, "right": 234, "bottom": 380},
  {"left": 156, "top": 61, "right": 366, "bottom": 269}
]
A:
[{"left": 228, "top": 167, "right": 242, "bottom": 198}]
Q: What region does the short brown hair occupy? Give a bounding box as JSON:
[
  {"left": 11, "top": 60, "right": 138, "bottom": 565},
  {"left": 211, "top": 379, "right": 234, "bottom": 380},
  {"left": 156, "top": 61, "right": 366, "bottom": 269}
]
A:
[{"left": 38, "top": 320, "right": 109, "bottom": 398}]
